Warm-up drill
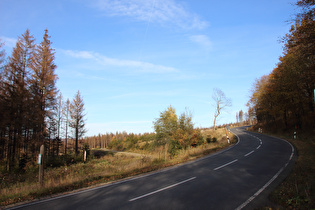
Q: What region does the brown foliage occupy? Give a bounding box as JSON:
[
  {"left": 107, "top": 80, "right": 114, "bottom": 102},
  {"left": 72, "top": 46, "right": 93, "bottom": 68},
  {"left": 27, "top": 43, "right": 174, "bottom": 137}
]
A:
[{"left": 248, "top": 1, "right": 315, "bottom": 131}]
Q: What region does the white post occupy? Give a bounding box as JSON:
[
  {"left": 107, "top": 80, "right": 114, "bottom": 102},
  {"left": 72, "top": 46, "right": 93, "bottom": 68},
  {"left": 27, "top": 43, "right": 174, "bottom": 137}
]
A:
[{"left": 39, "top": 145, "right": 44, "bottom": 186}]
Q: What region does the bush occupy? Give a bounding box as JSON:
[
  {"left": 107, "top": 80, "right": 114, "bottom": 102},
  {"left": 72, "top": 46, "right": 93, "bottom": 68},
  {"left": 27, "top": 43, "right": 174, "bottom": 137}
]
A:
[
  {"left": 191, "top": 129, "right": 204, "bottom": 147},
  {"left": 92, "top": 150, "right": 114, "bottom": 158},
  {"left": 108, "top": 139, "right": 125, "bottom": 151},
  {"left": 168, "top": 140, "right": 182, "bottom": 157},
  {"left": 212, "top": 137, "right": 217, "bottom": 143},
  {"left": 206, "top": 136, "right": 212, "bottom": 143}
]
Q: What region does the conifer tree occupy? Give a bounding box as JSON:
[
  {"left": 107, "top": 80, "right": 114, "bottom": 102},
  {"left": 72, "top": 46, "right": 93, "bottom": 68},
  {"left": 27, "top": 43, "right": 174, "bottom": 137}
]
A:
[
  {"left": 2, "top": 30, "right": 35, "bottom": 170},
  {"left": 70, "top": 91, "right": 87, "bottom": 155},
  {"left": 29, "top": 29, "right": 58, "bottom": 145}
]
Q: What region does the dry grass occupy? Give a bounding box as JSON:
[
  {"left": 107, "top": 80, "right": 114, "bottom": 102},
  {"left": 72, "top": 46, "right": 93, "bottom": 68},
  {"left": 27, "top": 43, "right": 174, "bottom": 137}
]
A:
[{"left": 0, "top": 128, "right": 234, "bottom": 207}]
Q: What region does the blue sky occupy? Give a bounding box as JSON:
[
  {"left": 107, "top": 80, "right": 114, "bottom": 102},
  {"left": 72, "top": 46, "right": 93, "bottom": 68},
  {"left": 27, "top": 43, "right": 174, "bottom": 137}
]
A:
[{"left": 0, "top": 0, "right": 297, "bottom": 136}]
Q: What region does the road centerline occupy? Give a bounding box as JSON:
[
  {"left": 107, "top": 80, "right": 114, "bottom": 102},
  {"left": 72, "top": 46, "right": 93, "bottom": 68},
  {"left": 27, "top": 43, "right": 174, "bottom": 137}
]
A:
[
  {"left": 244, "top": 150, "right": 255, "bottom": 157},
  {"left": 213, "top": 159, "right": 238, "bottom": 171},
  {"left": 129, "top": 177, "right": 196, "bottom": 202}
]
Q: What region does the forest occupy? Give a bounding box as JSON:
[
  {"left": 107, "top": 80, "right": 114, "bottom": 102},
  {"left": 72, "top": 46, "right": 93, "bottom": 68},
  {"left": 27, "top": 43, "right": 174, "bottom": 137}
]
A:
[
  {"left": 248, "top": 0, "right": 315, "bottom": 132},
  {"left": 0, "top": 29, "right": 87, "bottom": 172}
]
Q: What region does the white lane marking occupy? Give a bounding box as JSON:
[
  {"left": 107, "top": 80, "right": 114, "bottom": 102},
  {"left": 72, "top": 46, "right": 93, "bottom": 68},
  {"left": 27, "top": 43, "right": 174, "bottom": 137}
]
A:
[
  {"left": 236, "top": 166, "right": 285, "bottom": 210},
  {"left": 256, "top": 145, "right": 261, "bottom": 149},
  {"left": 236, "top": 133, "right": 296, "bottom": 210},
  {"left": 213, "top": 159, "right": 238, "bottom": 171},
  {"left": 129, "top": 177, "right": 196, "bottom": 202},
  {"left": 244, "top": 150, "right": 254, "bottom": 157}
]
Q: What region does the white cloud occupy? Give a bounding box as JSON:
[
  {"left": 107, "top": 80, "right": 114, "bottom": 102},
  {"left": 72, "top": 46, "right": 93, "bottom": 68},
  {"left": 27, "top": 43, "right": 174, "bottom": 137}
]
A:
[
  {"left": 62, "top": 50, "right": 94, "bottom": 59},
  {"left": 92, "top": 0, "right": 208, "bottom": 30},
  {"left": 60, "top": 49, "right": 179, "bottom": 74},
  {"left": 189, "top": 35, "right": 212, "bottom": 50},
  {"left": 0, "top": 36, "right": 17, "bottom": 48}
]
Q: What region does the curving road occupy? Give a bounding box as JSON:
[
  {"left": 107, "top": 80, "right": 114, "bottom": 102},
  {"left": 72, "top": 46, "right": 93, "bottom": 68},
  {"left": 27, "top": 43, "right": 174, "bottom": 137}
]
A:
[{"left": 10, "top": 127, "right": 295, "bottom": 210}]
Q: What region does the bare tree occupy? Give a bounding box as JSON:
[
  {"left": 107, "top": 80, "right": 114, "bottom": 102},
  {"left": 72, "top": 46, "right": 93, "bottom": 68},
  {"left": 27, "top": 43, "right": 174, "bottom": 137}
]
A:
[
  {"left": 239, "top": 110, "right": 244, "bottom": 124},
  {"left": 70, "top": 91, "right": 87, "bottom": 155},
  {"left": 63, "top": 98, "right": 70, "bottom": 155},
  {"left": 212, "top": 88, "right": 231, "bottom": 130}
]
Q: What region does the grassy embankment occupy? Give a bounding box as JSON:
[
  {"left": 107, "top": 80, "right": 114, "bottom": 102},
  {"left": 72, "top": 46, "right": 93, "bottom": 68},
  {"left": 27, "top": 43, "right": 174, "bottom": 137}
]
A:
[{"left": 0, "top": 128, "right": 236, "bottom": 207}]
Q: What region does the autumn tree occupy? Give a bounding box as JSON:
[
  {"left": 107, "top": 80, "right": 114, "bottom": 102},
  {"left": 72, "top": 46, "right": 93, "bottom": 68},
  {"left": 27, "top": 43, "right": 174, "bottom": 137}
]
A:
[
  {"left": 153, "top": 106, "right": 203, "bottom": 156},
  {"left": 0, "top": 39, "right": 6, "bottom": 160},
  {"left": 70, "top": 91, "right": 87, "bottom": 155},
  {"left": 154, "top": 105, "right": 178, "bottom": 146},
  {"left": 212, "top": 88, "right": 231, "bottom": 130},
  {"left": 29, "top": 29, "right": 58, "bottom": 146},
  {"left": 248, "top": 0, "right": 315, "bottom": 130},
  {"left": 1, "top": 30, "right": 36, "bottom": 170},
  {"left": 0, "top": 39, "right": 5, "bottom": 70}
]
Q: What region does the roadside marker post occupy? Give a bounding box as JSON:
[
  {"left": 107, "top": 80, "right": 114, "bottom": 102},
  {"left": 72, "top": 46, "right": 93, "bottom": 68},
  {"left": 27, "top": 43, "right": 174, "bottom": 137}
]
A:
[
  {"left": 39, "top": 145, "right": 44, "bottom": 186},
  {"left": 84, "top": 150, "right": 87, "bottom": 162},
  {"left": 225, "top": 126, "right": 230, "bottom": 144}
]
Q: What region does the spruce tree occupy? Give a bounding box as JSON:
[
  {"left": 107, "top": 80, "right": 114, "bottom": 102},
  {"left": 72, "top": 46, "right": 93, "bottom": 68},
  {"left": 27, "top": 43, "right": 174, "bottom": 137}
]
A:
[{"left": 29, "top": 29, "right": 58, "bottom": 146}]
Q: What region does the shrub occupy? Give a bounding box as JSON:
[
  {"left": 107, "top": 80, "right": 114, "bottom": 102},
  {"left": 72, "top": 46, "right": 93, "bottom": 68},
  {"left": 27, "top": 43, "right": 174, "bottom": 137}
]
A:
[
  {"left": 206, "top": 135, "right": 212, "bottom": 143},
  {"left": 92, "top": 150, "right": 113, "bottom": 158},
  {"left": 191, "top": 129, "right": 204, "bottom": 147},
  {"left": 168, "top": 140, "right": 182, "bottom": 157}
]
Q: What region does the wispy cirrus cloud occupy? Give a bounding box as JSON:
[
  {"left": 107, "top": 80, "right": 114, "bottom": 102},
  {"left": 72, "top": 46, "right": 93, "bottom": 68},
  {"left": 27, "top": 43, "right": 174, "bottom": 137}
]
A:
[
  {"left": 60, "top": 49, "right": 179, "bottom": 74},
  {"left": 189, "top": 35, "right": 212, "bottom": 50},
  {"left": 92, "top": 0, "right": 208, "bottom": 30}
]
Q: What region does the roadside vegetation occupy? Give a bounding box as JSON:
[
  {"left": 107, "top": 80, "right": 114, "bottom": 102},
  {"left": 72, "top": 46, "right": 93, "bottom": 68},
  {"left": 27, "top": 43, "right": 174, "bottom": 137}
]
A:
[
  {"left": 0, "top": 126, "right": 236, "bottom": 207},
  {"left": 247, "top": 0, "right": 314, "bottom": 209}
]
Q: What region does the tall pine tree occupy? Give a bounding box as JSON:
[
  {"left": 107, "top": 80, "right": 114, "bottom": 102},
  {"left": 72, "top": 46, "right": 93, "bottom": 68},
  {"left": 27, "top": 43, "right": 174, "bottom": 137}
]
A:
[
  {"left": 2, "top": 30, "right": 35, "bottom": 170},
  {"left": 29, "top": 29, "right": 58, "bottom": 147}
]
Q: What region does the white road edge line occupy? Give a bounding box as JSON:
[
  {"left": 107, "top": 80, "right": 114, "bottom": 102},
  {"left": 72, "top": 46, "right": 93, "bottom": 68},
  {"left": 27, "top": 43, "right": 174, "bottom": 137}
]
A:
[
  {"left": 236, "top": 166, "right": 285, "bottom": 210},
  {"left": 244, "top": 150, "right": 254, "bottom": 157},
  {"left": 235, "top": 132, "right": 295, "bottom": 210},
  {"left": 129, "top": 177, "right": 196, "bottom": 202},
  {"left": 213, "top": 159, "right": 238, "bottom": 171}
]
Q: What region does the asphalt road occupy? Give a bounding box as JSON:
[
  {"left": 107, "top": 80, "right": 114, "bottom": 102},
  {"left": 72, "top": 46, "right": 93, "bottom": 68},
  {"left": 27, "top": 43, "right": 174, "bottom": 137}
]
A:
[{"left": 10, "top": 127, "right": 295, "bottom": 210}]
